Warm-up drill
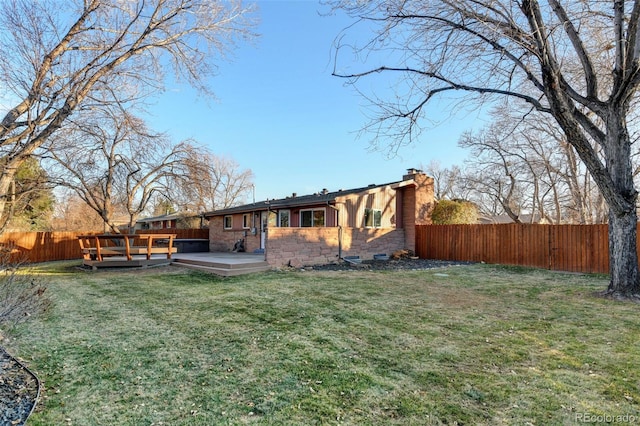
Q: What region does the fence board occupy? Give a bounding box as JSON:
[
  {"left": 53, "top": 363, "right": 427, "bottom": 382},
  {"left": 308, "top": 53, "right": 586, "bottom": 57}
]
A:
[
  {"left": 0, "top": 229, "right": 209, "bottom": 264},
  {"left": 416, "top": 223, "right": 621, "bottom": 274}
]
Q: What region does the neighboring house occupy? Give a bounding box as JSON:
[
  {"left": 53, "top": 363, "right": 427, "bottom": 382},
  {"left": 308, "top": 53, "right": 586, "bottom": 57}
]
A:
[
  {"left": 135, "top": 212, "right": 206, "bottom": 231},
  {"left": 478, "top": 213, "right": 546, "bottom": 225},
  {"left": 204, "top": 169, "right": 435, "bottom": 267}
]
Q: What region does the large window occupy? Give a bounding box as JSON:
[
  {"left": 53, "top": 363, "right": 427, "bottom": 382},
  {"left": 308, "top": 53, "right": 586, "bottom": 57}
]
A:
[
  {"left": 278, "top": 210, "right": 290, "bottom": 227},
  {"left": 300, "top": 208, "right": 325, "bottom": 227},
  {"left": 223, "top": 215, "right": 233, "bottom": 230},
  {"left": 364, "top": 208, "right": 382, "bottom": 228}
]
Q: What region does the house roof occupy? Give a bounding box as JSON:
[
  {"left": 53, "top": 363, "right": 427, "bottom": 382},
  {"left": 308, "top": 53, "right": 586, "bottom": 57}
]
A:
[
  {"left": 204, "top": 180, "right": 408, "bottom": 217},
  {"left": 477, "top": 213, "right": 544, "bottom": 224},
  {"left": 136, "top": 212, "right": 200, "bottom": 223}
]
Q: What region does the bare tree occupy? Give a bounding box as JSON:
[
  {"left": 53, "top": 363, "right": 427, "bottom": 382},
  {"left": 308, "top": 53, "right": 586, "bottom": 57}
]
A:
[
  {"left": 51, "top": 190, "right": 105, "bottom": 231},
  {"left": 457, "top": 104, "right": 609, "bottom": 224},
  {"left": 459, "top": 127, "right": 529, "bottom": 223},
  {"left": 119, "top": 140, "right": 195, "bottom": 233},
  {"left": 0, "top": 0, "right": 255, "bottom": 232},
  {"left": 46, "top": 105, "right": 193, "bottom": 232},
  {"left": 330, "top": 1, "right": 640, "bottom": 298},
  {"left": 526, "top": 111, "right": 613, "bottom": 224},
  {"left": 170, "top": 150, "right": 254, "bottom": 213},
  {"left": 421, "top": 161, "right": 465, "bottom": 201}
]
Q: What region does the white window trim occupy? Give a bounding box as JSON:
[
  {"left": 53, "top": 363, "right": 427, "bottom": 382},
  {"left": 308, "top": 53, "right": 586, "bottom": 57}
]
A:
[
  {"left": 242, "top": 213, "right": 250, "bottom": 229},
  {"left": 364, "top": 208, "right": 382, "bottom": 228},
  {"left": 223, "top": 215, "right": 233, "bottom": 230},
  {"left": 278, "top": 210, "right": 290, "bottom": 227}
]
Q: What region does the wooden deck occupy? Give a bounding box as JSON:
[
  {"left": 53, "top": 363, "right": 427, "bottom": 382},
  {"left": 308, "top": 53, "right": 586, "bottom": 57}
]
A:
[{"left": 78, "top": 233, "right": 177, "bottom": 270}]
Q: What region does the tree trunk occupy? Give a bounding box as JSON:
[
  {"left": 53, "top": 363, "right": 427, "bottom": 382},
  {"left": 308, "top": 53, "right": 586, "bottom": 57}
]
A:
[
  {"left": 0, "top": 158, "right": 22, "bottom": 232},
  {"left": 604, "top": 111, "right": 640, "bottom": 298},
  {"left": 0, "top": 175, "right": 12, "bottom": 231},
  {"left": 607, "top": 209, "right": 640, "bottom": 297}
]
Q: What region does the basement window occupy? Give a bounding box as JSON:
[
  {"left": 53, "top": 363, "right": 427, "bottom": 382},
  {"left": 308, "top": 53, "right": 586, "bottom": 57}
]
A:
[{"left": 364, "top": 208, "right": 382, "bottom": 228}]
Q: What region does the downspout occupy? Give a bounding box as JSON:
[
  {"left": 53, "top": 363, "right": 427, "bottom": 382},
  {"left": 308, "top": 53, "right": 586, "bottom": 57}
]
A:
[
  {"left": 327, "top": 202, "right": 342, "bottom": 259},
  {"left": 263, "top": 200, "right": 271, "bottom": 261}
]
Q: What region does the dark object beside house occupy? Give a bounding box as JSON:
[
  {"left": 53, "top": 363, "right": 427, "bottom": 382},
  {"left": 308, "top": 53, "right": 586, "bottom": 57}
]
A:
[
  {"left": 157, "top": 238, "right": 209, "bottom": 253},
  {"left": 232, "top": 239, "right": 245, "bottom": 253}
]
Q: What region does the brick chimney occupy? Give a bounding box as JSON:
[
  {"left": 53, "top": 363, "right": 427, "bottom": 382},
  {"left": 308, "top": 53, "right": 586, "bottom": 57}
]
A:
[
  {"left": 401, "top": 168, "right": 435, "bottom": 250},
  {"left": 403, "top": 168, "right": 424, "bottom": 180}
]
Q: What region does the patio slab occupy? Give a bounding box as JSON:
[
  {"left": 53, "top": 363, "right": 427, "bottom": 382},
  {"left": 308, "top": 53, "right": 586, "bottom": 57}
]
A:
[
  {"left": 172, "top": 251, "right": 266, "bottom": 264},
  {"left": 171, "top": 252, "right": 270, "bottom": 276}
]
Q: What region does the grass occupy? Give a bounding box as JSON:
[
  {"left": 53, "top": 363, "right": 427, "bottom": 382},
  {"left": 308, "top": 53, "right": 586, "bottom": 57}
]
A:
[{"left": 4, "top": 261, "right": 640, "bottom": 425}]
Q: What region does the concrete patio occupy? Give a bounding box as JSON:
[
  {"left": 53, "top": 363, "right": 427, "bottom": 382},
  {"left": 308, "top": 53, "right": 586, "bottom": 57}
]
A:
[
  {"left": 82, "top": 251, "right": 270, "bottom": 276},
  {"left": 171, "top": 252, "right": 270, "bottom": 276}
]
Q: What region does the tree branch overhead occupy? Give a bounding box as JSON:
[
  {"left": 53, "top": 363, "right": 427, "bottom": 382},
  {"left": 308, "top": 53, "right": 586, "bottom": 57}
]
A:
[{"left": 330, "top": 0, "right": 640, "bottom": 298}]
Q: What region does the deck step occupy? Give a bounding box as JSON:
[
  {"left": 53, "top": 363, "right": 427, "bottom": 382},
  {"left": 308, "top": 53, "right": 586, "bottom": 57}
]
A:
[
  {"left": 173, "top": 258, "right": 268, "bottom": 270},
  {"left": 171, "top": 259, "right": 271, "bottom": 276}
]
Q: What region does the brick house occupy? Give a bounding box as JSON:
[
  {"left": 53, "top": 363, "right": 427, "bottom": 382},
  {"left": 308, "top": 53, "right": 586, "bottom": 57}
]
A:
[
  {"left": 203, "top": 169, "right": 434, "bottom": 267},
  {"left": 134, "top": 212, "right": 205, "bottom": 231}
]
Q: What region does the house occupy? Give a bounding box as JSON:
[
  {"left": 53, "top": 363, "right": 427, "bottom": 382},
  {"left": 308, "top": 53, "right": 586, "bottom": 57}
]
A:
[
  {"left": 477, "top": 213, "right": 546, "bottom": 224},
  {"left": 204, "top": 169, "right": 435, "bottom": 267},
  {"left": 135, "top": 212, "right": 206, "bottom": 231}
]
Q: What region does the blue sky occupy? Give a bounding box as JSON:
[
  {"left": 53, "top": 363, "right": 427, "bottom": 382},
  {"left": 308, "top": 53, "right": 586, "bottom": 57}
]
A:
[{"left": 148, "top": 0, "right": 486, "bottom": 202}]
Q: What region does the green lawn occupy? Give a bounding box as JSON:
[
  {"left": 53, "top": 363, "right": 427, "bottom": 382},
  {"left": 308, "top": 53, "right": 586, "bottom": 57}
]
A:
[{"left": 5, "top": 262, "right": 640, "bottom": 425}]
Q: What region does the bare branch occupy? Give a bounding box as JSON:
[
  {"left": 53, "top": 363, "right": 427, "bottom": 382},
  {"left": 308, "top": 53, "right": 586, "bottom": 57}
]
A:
[{"left": 0, "top": 0, "right": 256, "bottom": 228}]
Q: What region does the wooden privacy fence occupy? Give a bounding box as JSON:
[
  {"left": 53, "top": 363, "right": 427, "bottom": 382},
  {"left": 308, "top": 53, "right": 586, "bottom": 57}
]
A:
[
  {"left": 416, "top": 224, "right": 617, "bottom": 274},
  {"left": 0, "top": 224, "right": 629, "bottom": 273},
  {"left": 0, "top": 229, "right": 209, "bottom": 264}
]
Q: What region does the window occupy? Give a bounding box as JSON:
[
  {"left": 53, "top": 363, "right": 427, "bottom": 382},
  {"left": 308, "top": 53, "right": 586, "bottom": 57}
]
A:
[
  {"left": 268, "top": 211, "right": 277, "bottom": 227},
  {"left": 261, "top": 211, "right": 277, "bottom": 231},
  {"left": 223, "top": 215, "right": 233, "bottom": 229},
  {"left": 243, "top": 213, "right": 250, "bottom": 229},
  {"left": 301, "top": 208, "right": 325, "bottom": 227},
  {"left": 364, "top": 208, "right": 382, "bottom": 228},
  {"left": 278, "top": 210, "right": 290, "bottom": 227}
]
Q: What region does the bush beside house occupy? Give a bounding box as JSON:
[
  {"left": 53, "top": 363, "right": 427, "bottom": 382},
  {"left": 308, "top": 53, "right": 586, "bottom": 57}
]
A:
[{"left": 431, "top": 199, "right": 478, "bottom": 224}]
